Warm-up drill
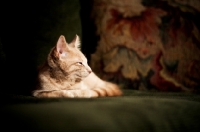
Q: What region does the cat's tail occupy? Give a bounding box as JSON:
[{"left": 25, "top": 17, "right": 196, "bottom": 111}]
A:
[{"left": 93, "top": 81, "right": 123, "bottom": 97}]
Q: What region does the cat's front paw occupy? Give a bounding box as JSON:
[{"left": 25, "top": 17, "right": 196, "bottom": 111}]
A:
[
  {"left": 64, "top": 90, "right": 98, "bottom": 98},
  {"left": 63, "top": 90, "right": 75, "bottom": 98}
]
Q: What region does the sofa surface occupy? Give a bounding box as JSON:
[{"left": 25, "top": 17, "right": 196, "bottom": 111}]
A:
[{"left": 1, "top": 90, "right": 200, "bottom": 132}]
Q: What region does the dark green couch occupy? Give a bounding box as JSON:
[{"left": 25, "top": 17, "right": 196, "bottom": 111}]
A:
[
  {"left": 0, "top": 1, "right": 200, "bottom": 131},
  {"left": 1, "top": 90, "right": 200, "bottom": 132}
]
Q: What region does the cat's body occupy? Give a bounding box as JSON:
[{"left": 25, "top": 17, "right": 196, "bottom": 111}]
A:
[{"left": 33, "top": 35, "right": 122, "bottom": 98}]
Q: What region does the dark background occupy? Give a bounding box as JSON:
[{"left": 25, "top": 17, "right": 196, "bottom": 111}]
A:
[{"left": 0, "top": 0, "right": 96, "bottom": 95}]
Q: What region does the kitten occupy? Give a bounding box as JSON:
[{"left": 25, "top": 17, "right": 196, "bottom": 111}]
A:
[{"left": 33, "top": 35, "right": 122, "bottom": 98}]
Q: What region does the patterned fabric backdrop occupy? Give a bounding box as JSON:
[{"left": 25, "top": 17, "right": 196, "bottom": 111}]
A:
[{"left": 89, "top": 0, "right": 200, "bottom": 92}]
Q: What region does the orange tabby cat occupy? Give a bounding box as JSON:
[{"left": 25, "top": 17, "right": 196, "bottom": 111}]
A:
[{"left": 33, "top": 35, "right": 122, "bottom": 98}]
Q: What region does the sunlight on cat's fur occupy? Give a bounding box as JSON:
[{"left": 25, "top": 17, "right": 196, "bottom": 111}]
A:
[{"left": 32, "top": 35, "right": 122, "bottom": 98}]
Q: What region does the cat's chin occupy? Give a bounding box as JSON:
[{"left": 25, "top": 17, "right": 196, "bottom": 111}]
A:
[
  {"left": 74, "top": 74, "right": 90, "bottom": 82},
  {"left": 79, "top": 73, "right": 91, "bottom": 78}
]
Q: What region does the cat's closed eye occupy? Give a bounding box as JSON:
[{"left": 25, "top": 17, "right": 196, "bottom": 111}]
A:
[{"left": 77, "top": 62, "right": 83, "bottom": 65}]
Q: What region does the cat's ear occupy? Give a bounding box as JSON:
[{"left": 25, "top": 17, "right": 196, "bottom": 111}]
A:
[
  {"left": 70, "top": 34, "right": 81, "bottom": 50},
  {"left": 56, "top": 35, "right": 69, "bottom": 57}
]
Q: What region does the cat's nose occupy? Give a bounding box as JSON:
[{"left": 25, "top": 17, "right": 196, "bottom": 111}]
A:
[
  {"left": 87, "top": 66, "right": 92, "bottom": 74},
  {"left": 88, "top": 70, "right": 92, "bottom": 74}
]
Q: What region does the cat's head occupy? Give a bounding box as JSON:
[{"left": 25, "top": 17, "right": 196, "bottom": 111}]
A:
[{"left": 49, "top": 35, "right": 92, "bottom": 81}]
